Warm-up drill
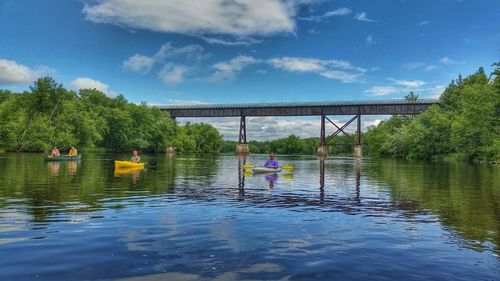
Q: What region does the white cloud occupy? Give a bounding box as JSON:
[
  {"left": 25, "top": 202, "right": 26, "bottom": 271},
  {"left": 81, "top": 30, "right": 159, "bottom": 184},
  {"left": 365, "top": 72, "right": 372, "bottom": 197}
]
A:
[
  {"left": 324, "top": 7, "right": 352, "bottom": 17},
  {"left": 387, "top": 78, "right": 426, "bottom": 87},
  {"left": 403, "top": 62, "right": 436, "bottom": 72},
  {"left": 439, "top": 56, "right": 460, "bottom": 65},
  {"left": 159, "top": 65, "right": 188, "bottom": 86},
  {"left": 179, "top": 115, "right": 385, "bottom": 141},
  {"left": 268, "top": 57, "right": 366, "bottom": 83},
  {"left": 123, "top": 54, "right": 155, "bottom": 73},
  {"left": 403, "top": 62, "right": 425, "bottom": 70},
  {"left": 0, "top": 59, "right": 51, "bottom": 85},
  {"left": 424, "top": 65, "right": 437, "bottom": 71},
  {"left": 210, "top": 55, "right": 258, "bottom": 83},
  {"left": 429, "top": 85, "right": 446, "bottom": 98},
  {"left": 70, "top": 77, "right": 117, "bottom": 97},
  {"left": 366, "top": 35, "right": 375, "bottom": 45},
  {"left": 199, "top": 36, "right": 262, "bottom": 46},
  {"left": 365, "top": 77, "right": 429, "bottom": 96},
  {"left": 364, "top": 86, "right": 400, "bottom": 96},
  {"left": 418, "top": 21, "right": 431, "bottom": 26},
  {"left": 153, "top": 43, "right": 208, "bottom": 62},
  {"left": 123, "top": 43, "right": 208, "bottom": 81},
  {"left": 403, "top": 57, "right": 461, "bottom": 73},
  {"left": 157, "top": 99, "right": 211, "bottom": 105},
  {"left": 355, "top": 12, "right": 376, "bottom": 22},
  {"left": 83, "top": 0, "right": 308, "bottom": 37},
  {"left": 319, "top": 70, "right": 363, "bottom": 83},
  {"left": 269, "top": 57, "right": 324, "bottom": 72},
  {"left": 307, "top": 28, "right": 320, "bottom": 35},
  {"left": 300, "top": 7, "right": 352, "bottom": 21}
]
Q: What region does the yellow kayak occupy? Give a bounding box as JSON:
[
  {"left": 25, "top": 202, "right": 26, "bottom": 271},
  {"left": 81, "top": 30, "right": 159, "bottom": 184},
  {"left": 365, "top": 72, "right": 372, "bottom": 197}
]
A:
[
  {"left": 114, "top": 167, "right": 143, "bottom": 176},
  {"left": 114, "top": 160, "right": 144, "bottom": 169}
]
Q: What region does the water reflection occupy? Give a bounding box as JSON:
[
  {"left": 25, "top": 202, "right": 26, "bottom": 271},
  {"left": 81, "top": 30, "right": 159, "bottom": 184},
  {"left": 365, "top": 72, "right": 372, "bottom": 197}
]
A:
[
  {"left": 237, "top": 156, "right": 246, "bottom": 197},
  {"left": 68, "top": 160, "right": 77, "bottom": 175},
  {"left": 114, "top": 169, "right": 142, "bottom": 185},
  {"left": 116, "top": 263, "right": 284, "bottom": 281},
  {"left": 47, "top": 160, "right": 79, "bottom": 176},
  {"left": 364, "top": 159, "right": 500, "bottom": 253},
  {"left": 48, "top": 161, "right": 60, "bottom": 176},
  {"left": 0, "top": 153, "right": 498, "bottom": 281},
  {"left": 319, "top": 157, "right": 325, "bottom": 202},
  {"left": 355, "top": 158, "right": 361, "bottom": 203},
  {"left": 265, "top": 173, "right": 278, "bottom": 189}
]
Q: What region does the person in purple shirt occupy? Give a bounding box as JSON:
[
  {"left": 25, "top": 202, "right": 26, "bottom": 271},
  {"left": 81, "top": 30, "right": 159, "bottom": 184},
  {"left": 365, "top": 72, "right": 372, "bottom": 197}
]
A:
[{"left": 264, "top": 153, "right": 279, "bottom": 169}]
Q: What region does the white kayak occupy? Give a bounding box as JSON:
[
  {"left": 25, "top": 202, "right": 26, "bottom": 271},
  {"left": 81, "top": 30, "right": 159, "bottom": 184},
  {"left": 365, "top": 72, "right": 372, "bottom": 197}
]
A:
[{"left": 252, "top": 167, "right": 282, "bottom": 173}]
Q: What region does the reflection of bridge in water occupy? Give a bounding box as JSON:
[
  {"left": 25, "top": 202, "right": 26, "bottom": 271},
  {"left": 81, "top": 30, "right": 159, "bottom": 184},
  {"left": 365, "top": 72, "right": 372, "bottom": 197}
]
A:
[
  {"left": 158, "top": 99, "right": 439, "bottom": 158},
  {"left": 237, "top": 156, "right": 362, "bottom": 208}
]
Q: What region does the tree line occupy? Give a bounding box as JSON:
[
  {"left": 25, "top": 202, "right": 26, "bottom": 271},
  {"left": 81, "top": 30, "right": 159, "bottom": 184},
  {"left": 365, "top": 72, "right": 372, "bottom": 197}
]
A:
[
  {"left": 1, "top": 62, "right": 498, "bottom": 161},
  {"left": 363, "top": 65, "right": 499, "bottom": 162},
  {"left": 220, "top": 134, "right": 355, "bottom": 155},
  {"left": 0, "top": 77, "right": 223, "bottom": 153}
]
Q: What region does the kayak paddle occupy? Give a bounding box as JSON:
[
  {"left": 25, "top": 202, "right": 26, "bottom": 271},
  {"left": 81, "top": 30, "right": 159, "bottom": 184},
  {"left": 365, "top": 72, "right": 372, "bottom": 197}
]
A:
[{"left": 243, "top": 163, "right": 294, "bottom": 171}]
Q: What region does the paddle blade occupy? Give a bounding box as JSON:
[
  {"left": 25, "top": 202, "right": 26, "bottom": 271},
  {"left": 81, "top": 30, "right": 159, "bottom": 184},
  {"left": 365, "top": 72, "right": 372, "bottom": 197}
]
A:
[
  {"left": 281, "top": 165, "right": 294, "bottom": 170},
  {"left": 243, "top": 164, "right": 254, "bottom": 170}
]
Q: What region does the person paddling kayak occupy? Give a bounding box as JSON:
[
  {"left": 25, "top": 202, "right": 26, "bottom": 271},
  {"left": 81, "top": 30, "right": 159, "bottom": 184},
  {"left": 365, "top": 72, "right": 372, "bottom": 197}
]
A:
[
  {"left": 68, "top": 146, "right": 78, "bottom": 157},
  {"left": 264, "top": 153, "right": 279, "bottom": 169},
  {"left": 51, "top": 146, "right": 60, "bottom": 157},
  {"left": 130, "top": 150, "right": 141, "bottom": 163}
]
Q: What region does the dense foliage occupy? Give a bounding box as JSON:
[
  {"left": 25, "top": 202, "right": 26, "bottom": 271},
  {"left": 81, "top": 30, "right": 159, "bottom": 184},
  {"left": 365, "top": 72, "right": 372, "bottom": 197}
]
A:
[
  {"left": 172, "top": 122, "right": 223, "bottom": 153},
  {"left": 221, "top": 134, "right": 355, "bottom": 155},
  {"left": 2, "top": 62, "right": 498, "bottom": 161},
  {"left": 0, "top": 77, "right": 222, "bottom": 153},
  {"left": 363, "top": 66, "right": 500, "bottom": 161}
]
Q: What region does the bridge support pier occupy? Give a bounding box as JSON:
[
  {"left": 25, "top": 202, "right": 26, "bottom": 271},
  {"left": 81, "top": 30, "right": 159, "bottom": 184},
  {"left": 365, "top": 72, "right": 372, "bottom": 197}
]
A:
[
  {"left": 354, "top": 114, "right": 362, "bottom": 157},
  {"left": 317, "top": 145, "right": 328, "bottom": 158},
  {"left": 354, "top": 145, "right": 362, "bottom": 157},
  {"left": 235, "top": 144, "right": 249, "bottom": 155},
  {"left": 167, "top": 146, "right": 176, "bottom": 156},
  {"left": 317, "top": 114, "right": 328, "bottom": 157},
  {"left": 235, "top": 115, "right": 249, "bottom": 155}
]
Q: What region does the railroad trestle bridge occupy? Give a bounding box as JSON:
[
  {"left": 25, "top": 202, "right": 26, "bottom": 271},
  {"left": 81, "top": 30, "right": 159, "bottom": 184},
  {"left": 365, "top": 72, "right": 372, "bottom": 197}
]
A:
[{"left": 157, "top": 99, "right": 439, "bottom": 157}]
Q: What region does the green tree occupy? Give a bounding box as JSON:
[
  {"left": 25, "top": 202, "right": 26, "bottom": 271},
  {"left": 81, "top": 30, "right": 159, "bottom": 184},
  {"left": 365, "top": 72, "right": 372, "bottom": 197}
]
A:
[
  {"left": 405, "top": 91, "right": 419, "bottom": 101},
  {"left": 364, "top": 66, "right": 499, "bottom": 161}
]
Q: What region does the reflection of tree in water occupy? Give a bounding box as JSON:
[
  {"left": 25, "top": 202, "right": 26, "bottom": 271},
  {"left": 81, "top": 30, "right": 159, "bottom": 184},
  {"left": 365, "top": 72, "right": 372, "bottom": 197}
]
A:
[
  {"left": 0, "top": 153, "right": 179, "bottom": 222},
  {"left": 364, "top": 159, "right": 500, "bottom": 253},
  {"left": 172, "top": 155, "right": 221, "bottom": 195}
]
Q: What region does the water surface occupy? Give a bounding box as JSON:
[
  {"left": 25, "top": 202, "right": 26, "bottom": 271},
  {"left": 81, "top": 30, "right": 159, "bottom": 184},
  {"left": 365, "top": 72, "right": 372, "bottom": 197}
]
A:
[{"left": 0, "top": 153, "right": 498, "bottom": 280}]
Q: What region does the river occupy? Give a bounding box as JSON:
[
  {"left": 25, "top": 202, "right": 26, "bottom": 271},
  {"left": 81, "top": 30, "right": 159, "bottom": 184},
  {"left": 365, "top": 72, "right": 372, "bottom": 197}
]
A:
[{"left": 0, "top": 153, "right": 498, "bottom": 281}]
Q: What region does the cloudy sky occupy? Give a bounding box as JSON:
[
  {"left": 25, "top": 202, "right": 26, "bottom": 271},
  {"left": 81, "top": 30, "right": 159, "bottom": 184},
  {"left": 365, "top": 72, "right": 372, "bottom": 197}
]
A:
[{"left": 1, "top": 0, "right": 499, "bottom": 140}]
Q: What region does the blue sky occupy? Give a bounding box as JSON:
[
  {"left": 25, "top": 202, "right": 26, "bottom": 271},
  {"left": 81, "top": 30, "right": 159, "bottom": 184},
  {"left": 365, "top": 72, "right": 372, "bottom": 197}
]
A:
[{"left": 1, "top": 0, "right": 499, "bottom": 140}]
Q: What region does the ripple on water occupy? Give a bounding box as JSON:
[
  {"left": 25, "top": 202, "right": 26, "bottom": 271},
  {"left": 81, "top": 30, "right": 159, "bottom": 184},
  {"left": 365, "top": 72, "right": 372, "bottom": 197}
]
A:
[{"left": 0, "top": 154, "right": 498, "bottom": 281}]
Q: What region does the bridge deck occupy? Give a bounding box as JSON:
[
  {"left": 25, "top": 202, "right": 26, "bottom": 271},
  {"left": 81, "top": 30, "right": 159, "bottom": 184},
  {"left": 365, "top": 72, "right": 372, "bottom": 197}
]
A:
[{"left": 157, "top": 99, "right": 440, "bottom": 117}]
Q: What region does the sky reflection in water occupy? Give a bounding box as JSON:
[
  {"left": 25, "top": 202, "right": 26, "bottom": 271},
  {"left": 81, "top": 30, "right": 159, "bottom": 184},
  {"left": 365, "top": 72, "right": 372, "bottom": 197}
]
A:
[{"left": 0, "top": 153, "right": 498, "bottom": 281}]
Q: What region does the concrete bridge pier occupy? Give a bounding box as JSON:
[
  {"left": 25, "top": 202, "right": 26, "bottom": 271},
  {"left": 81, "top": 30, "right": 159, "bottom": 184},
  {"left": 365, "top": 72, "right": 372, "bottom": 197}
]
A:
[
  {"left": 317, "top": 145, "right": 328, "bottom": 158},
  {"left": 235, "top": 144, "right": 249, "bottom": 155},
  {"left": 235, "top": 115, "right": 249, "bottom": 155},
  {"left": 317, "top": 114, "right": 328, "bottom": 158},
  {"left": 167, "top": 146, "right": 176, "bottom": 156},
  {"left": 354, "top": 114, "right": 362, "bottom": 158},
  {"left": 354, "top": 145, "right": 362, "bottom": 157}
]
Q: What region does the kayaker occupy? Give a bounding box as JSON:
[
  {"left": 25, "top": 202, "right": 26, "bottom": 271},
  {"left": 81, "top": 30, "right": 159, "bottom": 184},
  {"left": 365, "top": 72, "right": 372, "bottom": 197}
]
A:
[
  {"left": 130, "top": 150, "right": 141, "bottom": 163},
  {"left": 68, "top": 146, "right": 78, "bottom": 157},
  {"left": 51, "top": 146, "right": 60, "bottom": 157},
  {"left": 264, "top": 153, "right": 279, "bottom": 169}
]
